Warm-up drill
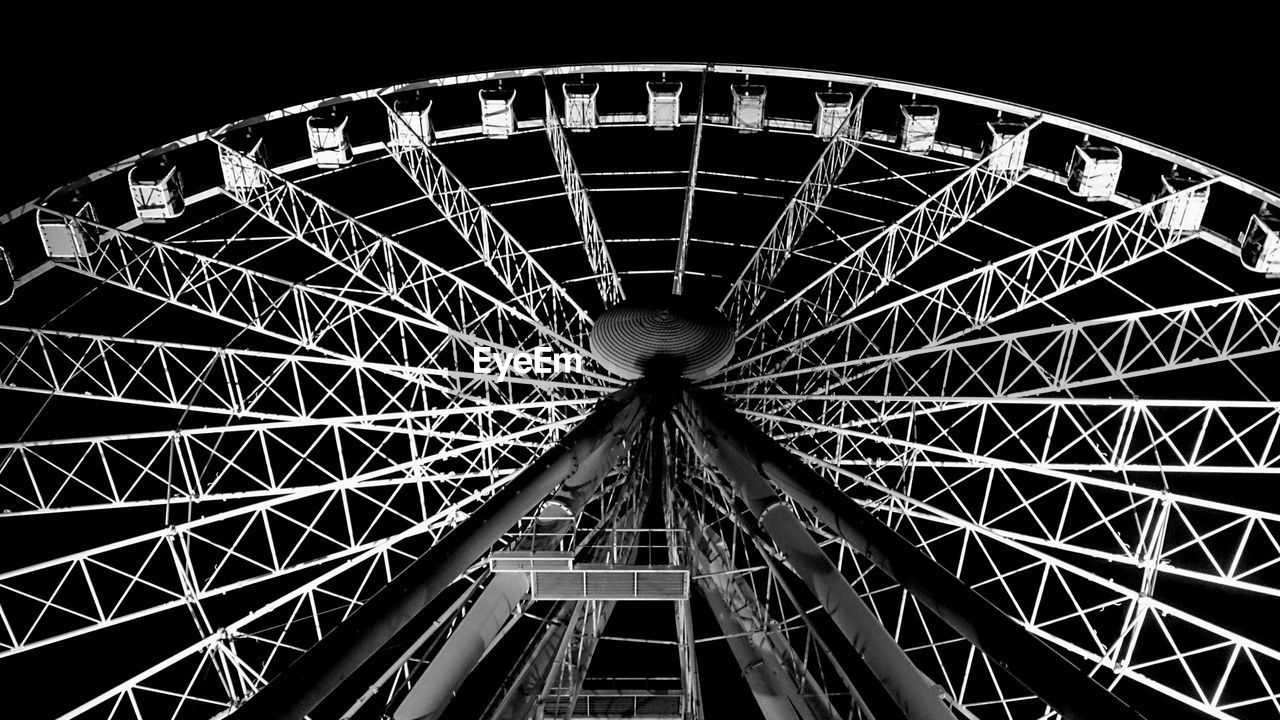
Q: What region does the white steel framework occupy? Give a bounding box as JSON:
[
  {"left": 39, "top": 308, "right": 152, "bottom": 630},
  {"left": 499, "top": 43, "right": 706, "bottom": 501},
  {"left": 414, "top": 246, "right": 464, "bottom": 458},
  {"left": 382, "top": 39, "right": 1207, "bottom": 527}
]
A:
[{"left": 0, "top": 63, "right": 1278, "bottom": 720}]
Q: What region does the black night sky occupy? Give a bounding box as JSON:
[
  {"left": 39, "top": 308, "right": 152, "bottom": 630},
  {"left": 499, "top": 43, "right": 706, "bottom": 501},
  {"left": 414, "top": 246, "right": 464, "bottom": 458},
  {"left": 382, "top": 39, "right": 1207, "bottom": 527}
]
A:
[
  {"left": 0, "top": 8, "right": 1274, "bottom": 215},
  {"left": 0, "top": 6, "right": 1274, "bottom": 720}
]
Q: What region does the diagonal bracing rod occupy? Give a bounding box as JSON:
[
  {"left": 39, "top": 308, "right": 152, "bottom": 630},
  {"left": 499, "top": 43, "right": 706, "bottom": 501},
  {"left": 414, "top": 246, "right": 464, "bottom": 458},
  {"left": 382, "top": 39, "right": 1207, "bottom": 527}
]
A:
[
  {"left": 485, "top": 543, "right": 638, "bottom": 720},
  {"left": 390, "top": 428, "right": 647, "bottom": 720},
  {"left": 677, "top": 392, "right": 952, "bottom": 720},
  {"left": 375, "top": 100, "right": 594, "bottom": 345},
  {"left": 681, "top": 473, "right": 905, "bottom": 720},
  {"left": 542, "top": 80, "right": 626, "bottom": 307},
  {"left": 679, "top": 387, "right": 1149, "bottom": 720},
  {"left": 682, "top": 511, "right": 844, "bottom": 720},
  {"left": 672, "top": 70, "right": 707, "bottom": 296},
  {"left": 228, "top": 381, "right": 662, "bottom": 720},
  {"left": 720, "top": 86, "right": 871, "bottom": 325}
]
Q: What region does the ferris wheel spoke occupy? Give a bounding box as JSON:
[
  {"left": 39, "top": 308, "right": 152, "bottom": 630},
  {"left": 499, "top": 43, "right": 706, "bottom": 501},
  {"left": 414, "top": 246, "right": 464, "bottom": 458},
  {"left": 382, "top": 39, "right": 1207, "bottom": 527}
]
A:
[
  {"left": 0, "top": 324, "right": 609, "bottom": 420},
  {"left": 851, "top": 508, "right": 1277, "bottom": 720},
  {"left": 784, "top": 221, "right": 891, "bottom": 266},
  {"left": 715, "top": 287, "right": 1280, "bottom": 401},
  {"left": 0, "top": 410, "right": 583, "bottom": 661},
  {"left": 1, "top": 473, "right": 498, "bottom": 669},
  {"left": 51, "top": 513, "right": 493, "bottom": 720},
  {"left": 32, "top": 221, "right": 601, "bottom": 420},
  {"left": 736, "top": 395, "right": 1280, "bottom": 475},
  {"left": 162, "top": 231, "right": 294, "bottom": 248},
  {"left": 0, "top": 420, "right": 422, "bottom": 516},
  {"left": 729, "top": 176, "right": 1220, "bottom": 386},
  {"left": 789, "top": 454, "right": 1280, "bottom": 720},
  {"left": 39, "top": 210, "right": 479, "bottom": 394},
  {"left": 720, "top": 87, "right": 871, "bottom": 324},
  {"left": 675, "top": 480, "right": 868, "bottom": 720},
  {"left": 688, "top": 463, "right": 1013, "bottom": 720},
  {"left": 365, "top": 107, "right": 597, "bottom": 344},
  {"left": 864, "top": 457, "right": 1280, "bottom": 607},
  {"left": 826, "top": 533, "right": 1073, "bottom": 719},
  {"left": 0, "top": 327, "right": 436, "bottom": 421},
  {"left": 730, "top": 118, "right": 1042, "bottom": 356},
  {"left": 211, "top": 147, "right": 599, "bottom": 372},
  {"left": 670, "top": 71, "right": 708, "bottom": 300},
  {"left": 151, "top": 202, "right": 324, "bottom": 280},
  {"left": 754, "top": 410, "right": 1280, "bottom": 599},
  {"left": 0, "top": 399, "right": 588, "bottom": 515},
  {"left": 542, "top": 84, "right": 626, "bottom": 306},
  {"left": 7, "top": 64, "right": 1280, "bottom": 720},
  {"left": 841, "top": 557, "right": 1036, "bottom": 719},
  {"left": 839, "top": 160, "right": 970, "bottom": 192}
]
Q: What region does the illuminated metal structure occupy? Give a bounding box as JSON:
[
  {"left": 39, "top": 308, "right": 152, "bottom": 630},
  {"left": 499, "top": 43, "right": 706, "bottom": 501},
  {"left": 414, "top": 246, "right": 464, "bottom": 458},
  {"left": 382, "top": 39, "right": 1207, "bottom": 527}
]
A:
[{"left": 1, "top": 63, "right": 1280, "bottom": 720}]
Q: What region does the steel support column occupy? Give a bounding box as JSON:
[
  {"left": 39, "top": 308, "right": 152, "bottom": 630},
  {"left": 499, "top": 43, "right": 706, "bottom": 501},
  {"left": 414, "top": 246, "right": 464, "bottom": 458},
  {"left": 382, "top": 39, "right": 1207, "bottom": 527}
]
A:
[
  {"left": 684, "top": 473, "right": 904, "bottom": 720},
  {"left": 478, "top": 473, "right": 652, "bottom": 720},
  {"left": 395, "top": 449, "right": 651, "bottom": 720},
  {"left": 684, "top": 519, "right": 841, "bottom": 720},
  {"left": 676, "top": 393, "right": 952, "bottom": 720},
  {"left": 391, "top": 573, "right": 526, "bottom": 720},
  {"left": 679, "top": 387, "right": 1149, "bottom": 720},
  {"left": 230, "top": 382, "right": 662, "bottom": 720}
]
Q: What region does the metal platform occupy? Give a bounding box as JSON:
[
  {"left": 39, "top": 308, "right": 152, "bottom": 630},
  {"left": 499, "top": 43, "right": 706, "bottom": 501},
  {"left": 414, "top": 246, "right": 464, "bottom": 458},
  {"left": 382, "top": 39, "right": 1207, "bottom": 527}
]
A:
[
  {"left": 488, "top": 550, "right": 575, "bottom": 572},
  {"left": 543, "top": 689, "right": 683, "bottom": 719},
  {"left": 530, "top": 566, "right": 689, "bottom": 601}
]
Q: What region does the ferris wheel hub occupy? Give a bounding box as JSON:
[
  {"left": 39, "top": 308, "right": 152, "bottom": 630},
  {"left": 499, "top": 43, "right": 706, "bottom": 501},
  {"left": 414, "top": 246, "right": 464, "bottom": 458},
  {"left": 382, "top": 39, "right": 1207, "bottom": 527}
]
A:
[{"left": 589, "top": 296, "right": 734, "bottom": 380}]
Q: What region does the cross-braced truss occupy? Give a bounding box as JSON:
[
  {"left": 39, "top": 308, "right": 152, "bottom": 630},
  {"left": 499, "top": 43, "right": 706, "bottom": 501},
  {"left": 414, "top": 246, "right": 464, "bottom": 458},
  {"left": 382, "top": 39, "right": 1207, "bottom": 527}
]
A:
[{"left": 1, "top": 63, "right": 1279, "bottom": 720}]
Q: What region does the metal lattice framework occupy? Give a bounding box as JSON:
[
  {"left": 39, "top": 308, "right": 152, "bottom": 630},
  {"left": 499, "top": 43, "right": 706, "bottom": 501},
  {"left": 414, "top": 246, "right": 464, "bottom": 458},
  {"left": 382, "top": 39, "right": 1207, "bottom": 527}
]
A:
[{"left": 2, "top": 63, "right": 1280, "bottom": 720}]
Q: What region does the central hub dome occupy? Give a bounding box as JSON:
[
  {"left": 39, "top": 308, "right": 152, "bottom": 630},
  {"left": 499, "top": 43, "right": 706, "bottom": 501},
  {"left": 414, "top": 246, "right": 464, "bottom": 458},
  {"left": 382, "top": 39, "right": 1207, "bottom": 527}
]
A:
[{"left": 589, "top": 296, "right": 735, "bottom": 380}]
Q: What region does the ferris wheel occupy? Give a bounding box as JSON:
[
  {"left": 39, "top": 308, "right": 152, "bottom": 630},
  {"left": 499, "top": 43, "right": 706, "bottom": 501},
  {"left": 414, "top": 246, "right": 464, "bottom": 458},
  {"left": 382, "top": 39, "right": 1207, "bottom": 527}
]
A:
[{"left": 2, "top": 62, "right": 1280, "bottom": 720}]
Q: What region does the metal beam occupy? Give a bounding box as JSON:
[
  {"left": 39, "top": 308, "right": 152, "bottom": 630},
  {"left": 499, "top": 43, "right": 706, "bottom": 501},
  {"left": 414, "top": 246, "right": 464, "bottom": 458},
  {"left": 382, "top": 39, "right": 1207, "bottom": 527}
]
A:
[
  {"left": 715, "top": 286, "right": 1280, "bottom": 402},
  {"left": 543, "top": 82, "right": 626, "bottom": 307},
  {"left": 0, "top": 415, "right": 577, "bottom": 661},
  {"left": 374, "top": 101, "right": 594, "bottom": 347},
  {"left": 391, "top": 432, "right": 646, "bottom": 720},
  {"left": 672, "top": 71, "right": 706, "bottom": 296},
  {"left": 533, "top": 433, "right": 671, "bottom": 720},
  {"left": 755, "top": 542, "right": 910, "bottom": 720},
  {"left": 665, "top": 468, "right": 703, "bottom": 720},
  {"left": 683, "top": 470, "right": 908, "bottom": 720},
  {"left": 739, "top": 394, "right": 1280, "bottom": 475},
  {"left": 0, "top": 326, "right": 423, "bottom": 421},
  {"left": 682, "top": 509, "right": 842, "bottom": 720},
  {"left": 229, "top": 381, "right": 660, "bottom": 720},
  {"left": 720, "top": 86, "right": 871, "bottom": 325},
  {"left": 730, "top": 175, "right": 1214, "bottom": 387},
  {"left": 37, "top": 209, "right": 442, "bottom": 370},
  {"left": 336, "top": 575, "right": 490, "bottom": 720},
  {"left": 677, "top": 393, "right": 953, "bottom": 720},
  {"left": 345, "top": 466, "right": 645, "bottom": 720},
  {"left": 536, "top": 598, "right": 613, "bottom": 719},
  {"left": 213, "top": 137, "right": 598, "bottom": 383},
  {"left": 485, "top": 573, "right": 628, "bottom": 720},
  {"left": 680, "top": 388, "right": 1148, "bottom": 720},
  {"left": 483, "top": 597, "right": 584, "bottom": 720},
  {"left": 0, "top": 405, "right": 574, "bottom": 515},
  {"left": 733, "top": 118, "right": 1040, "bottom": 368},
  {"left": 391, "top": 573, "right": 527, "bottom": 720}
]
